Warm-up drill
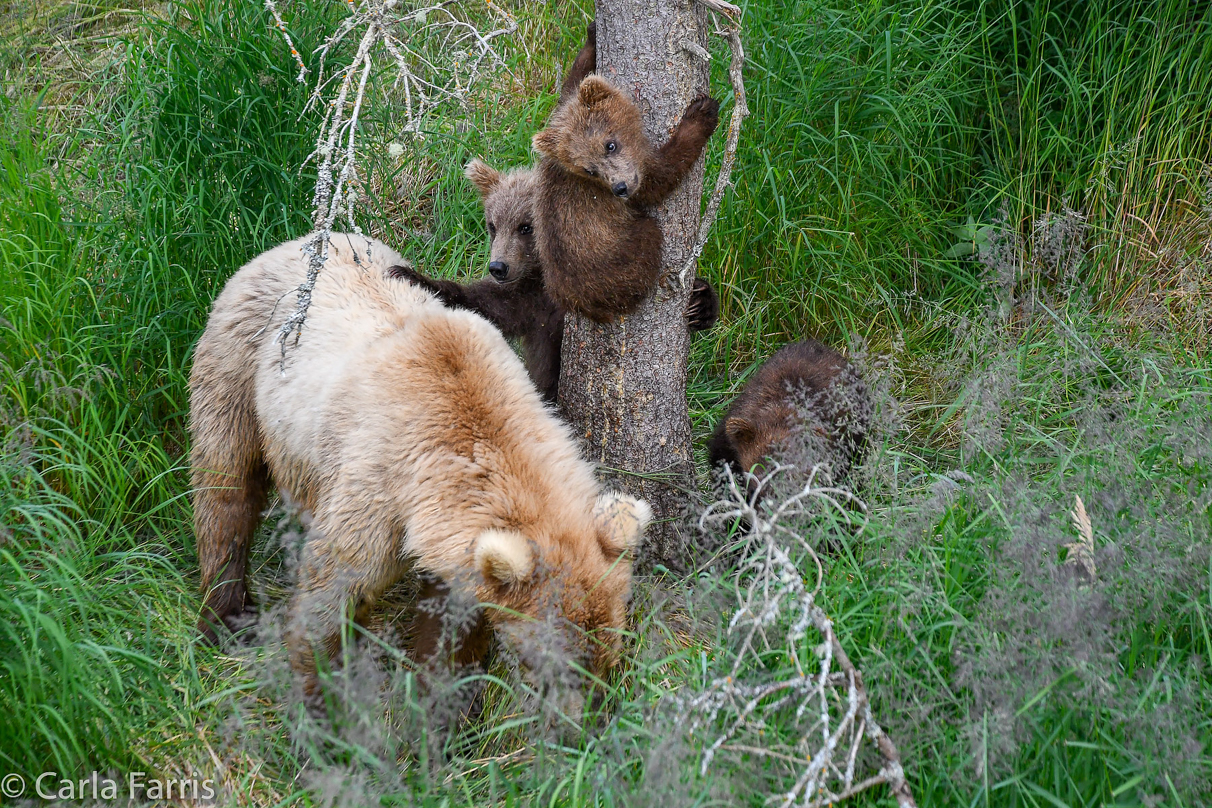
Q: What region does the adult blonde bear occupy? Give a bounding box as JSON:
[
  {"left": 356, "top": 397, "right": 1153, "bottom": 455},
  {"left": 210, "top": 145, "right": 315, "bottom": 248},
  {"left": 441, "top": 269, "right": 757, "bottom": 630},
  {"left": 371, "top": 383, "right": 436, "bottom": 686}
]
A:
[{"left": 190, "top": 235, "right": 651, "bottom": 696}]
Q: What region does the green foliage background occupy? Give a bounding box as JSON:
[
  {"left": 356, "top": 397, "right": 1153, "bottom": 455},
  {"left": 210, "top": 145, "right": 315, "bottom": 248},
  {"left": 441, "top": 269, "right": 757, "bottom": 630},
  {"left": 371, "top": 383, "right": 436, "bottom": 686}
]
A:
[{"left": 1, "top": 0, "right": 1209, "bottom": 803}]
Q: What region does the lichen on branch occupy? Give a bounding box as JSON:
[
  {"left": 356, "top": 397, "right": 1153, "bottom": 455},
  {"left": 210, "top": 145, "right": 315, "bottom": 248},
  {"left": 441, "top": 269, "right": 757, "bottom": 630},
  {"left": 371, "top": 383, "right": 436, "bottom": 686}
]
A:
[{"left": 266, "top": 0, "right": 516, "bottom": 362}]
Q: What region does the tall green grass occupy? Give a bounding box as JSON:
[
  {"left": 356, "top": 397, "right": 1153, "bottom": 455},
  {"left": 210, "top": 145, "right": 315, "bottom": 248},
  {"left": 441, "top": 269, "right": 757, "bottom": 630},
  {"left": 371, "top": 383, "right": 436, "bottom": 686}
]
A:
[
  {"left": 0, "top": 0, "right": 339, "bottom": 774},
  {"left": 700, "top": 1, "right": 984, "bottom": 358},
  {"left": 690, "top": 0, "right": 1212, "bottom": 393},
  {"left": 0, "top": 0, "right": 1209, "bottom": 803},
  {"left": 0, "top": 103, "right": 197, "bottom": 776}
]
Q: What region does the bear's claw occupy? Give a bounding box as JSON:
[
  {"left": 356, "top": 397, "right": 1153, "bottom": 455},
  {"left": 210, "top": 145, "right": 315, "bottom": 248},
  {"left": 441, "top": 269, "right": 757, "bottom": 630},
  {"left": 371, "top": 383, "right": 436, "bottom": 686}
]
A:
[
  {"left": 687, "top": 277, "right": 719, "bottom": 332},
  {"left": 684, "top": 94, "right": 721, "bottom": 133},
  {"left": 387, "top": 264, "right": 439, "bottom": 294}
]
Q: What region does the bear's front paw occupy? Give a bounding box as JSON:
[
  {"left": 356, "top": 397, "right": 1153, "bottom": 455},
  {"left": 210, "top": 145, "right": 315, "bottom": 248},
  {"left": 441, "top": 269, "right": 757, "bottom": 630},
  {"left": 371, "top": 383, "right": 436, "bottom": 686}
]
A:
[
  {"left": 222, "top": 606, "right": 260, "bottom": 644},
  {"left": 684, "top": 94, "right": 721, "bottom": 133},
  {"left": 387, "top": 264, "right": 435, "bottom": 290},
  {"left": 687, "top": 277, "right": 720, "bottom": 333},
  {"left": 586, "top": 20, "right": 596, "bottom": 47}
]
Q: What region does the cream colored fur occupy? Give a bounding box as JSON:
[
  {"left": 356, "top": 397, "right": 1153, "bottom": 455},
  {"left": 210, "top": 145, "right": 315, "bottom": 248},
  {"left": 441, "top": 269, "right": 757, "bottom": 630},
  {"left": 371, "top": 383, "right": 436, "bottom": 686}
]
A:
[{"left": 189, "top": 234, "right": 650, "bottom": 693}]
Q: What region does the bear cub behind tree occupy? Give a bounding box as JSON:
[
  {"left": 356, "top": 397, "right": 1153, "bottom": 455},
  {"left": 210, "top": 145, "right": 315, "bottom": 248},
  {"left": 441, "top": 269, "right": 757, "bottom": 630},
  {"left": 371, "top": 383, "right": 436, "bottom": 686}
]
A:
[
  {"left": 709, "top": 340, "right": 871, "bottom": 496},
  {"left": 391, "top": 24, "right": 718, "bottom": 399},
  {"left": 390, "top": 160, "right": 719, "bottom": 402},
  {"left": 386, "top": 26, "right": 598, "bottom": 402},
  {"left": 532, "top": 73, "right": 720, "bottom": 321},
  {"left": 390, "top": 161, "right": 565, "bottom": 401}
]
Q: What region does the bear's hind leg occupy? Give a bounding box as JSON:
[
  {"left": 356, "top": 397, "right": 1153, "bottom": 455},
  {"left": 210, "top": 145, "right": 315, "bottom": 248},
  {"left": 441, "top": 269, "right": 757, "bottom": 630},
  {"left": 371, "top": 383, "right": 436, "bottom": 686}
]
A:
[
  {"left": 191, "top": 339, "right": 270, "bottom": 644},
  {"left": 195, "top": 463, "right": 269, "bottom": 642}
]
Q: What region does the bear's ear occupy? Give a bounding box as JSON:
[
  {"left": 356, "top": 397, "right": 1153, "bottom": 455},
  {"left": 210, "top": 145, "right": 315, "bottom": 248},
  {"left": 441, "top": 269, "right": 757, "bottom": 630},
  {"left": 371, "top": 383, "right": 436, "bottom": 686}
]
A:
[
  {"left": 725, "top": 416, "right": 756, "bottom": 445},
  {"left": 464, "top": 158, "right": 501, "bottom": 197},
  {"left": 594, "top": 491, "right": 653, "bottom": 556},
  {"left": 577, "top": 75, "right": 615, "bottom": 109},
  {"left": 475, "top": 529, "right": 534, "bottom": 587},
  {"left": 532, "top": 128, "right": 561, "bottom": 158}
]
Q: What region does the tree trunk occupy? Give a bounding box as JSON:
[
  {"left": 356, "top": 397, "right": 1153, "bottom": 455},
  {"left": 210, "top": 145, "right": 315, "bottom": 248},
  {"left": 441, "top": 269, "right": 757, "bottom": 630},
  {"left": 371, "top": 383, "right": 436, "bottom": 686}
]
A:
[{"left": 558, "top": 0, "right": 710, "bottom": 570}]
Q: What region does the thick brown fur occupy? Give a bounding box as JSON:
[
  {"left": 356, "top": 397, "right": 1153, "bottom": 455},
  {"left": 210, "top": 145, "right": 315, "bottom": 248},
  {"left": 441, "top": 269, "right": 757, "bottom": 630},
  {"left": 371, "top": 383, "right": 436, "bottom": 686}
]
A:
[
  {"left": 532, "top": 72, "right": 720, "bottom": 321},
  {"left": 389, "top": 163, "right": 565, "bottom": 401},
  {"left": 389, "top": 162, "right": 719, "bottom": 401},
  {"left": 708, "top": 340, "right": 870, "bottom": 490},
  {"left": 390, "top": 25, "right": 718, "bottom": 396},
  {"left": 190, "top": 235, "right": 652, "bottom": 697}
]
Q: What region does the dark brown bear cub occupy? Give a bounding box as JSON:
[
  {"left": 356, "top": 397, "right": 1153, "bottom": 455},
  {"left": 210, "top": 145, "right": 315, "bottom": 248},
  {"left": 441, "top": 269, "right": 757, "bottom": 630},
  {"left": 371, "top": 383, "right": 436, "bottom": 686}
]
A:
[
  {"left": 532, "top": 76, "right": 720, "bottom": 321},
  {"left": 391, "top": 161, "right": 720, "bottom": 402},
  {"left": 385, "top": 25, "right": 600, "bottom": 402},
  {"left": 390, "top": 161, "right": 564, "bottom": 401},
  {"left": 394, "top": 26, "right": 719, "bottom": 394},
  {"left": 709, "top": 340, "right": 870, "bottom": 492}
]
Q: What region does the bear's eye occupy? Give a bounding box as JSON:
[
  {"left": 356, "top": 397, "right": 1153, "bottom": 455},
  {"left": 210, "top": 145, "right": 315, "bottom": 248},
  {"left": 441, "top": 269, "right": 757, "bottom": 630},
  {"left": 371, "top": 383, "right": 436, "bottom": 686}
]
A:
[
  {"left": 518, "top": 223, "right": 532, "bottom": 235},
  {"left": 605, "top": 140, "right": 617, "bottom": 154},
  {"left": 585, "top": 167, "right": 599, "bottom": 177},
  {"left": 488, "top": 222, "right": 497, "bottom": 236}
]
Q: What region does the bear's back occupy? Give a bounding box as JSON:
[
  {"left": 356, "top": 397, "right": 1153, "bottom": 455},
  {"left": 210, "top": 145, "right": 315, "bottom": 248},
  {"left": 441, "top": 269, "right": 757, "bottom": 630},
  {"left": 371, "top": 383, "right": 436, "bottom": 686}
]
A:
[
  {"left": 235, "top": 236, "right": 600, "bottom": 567},
  {"left": 365, "top": 309, "right": 601, "bottom": 567}
]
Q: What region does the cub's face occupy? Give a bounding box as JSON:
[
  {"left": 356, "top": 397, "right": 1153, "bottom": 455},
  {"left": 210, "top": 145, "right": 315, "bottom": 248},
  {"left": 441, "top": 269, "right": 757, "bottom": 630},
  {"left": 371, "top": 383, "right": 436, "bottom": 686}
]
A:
[
  {"left": 722, "top": 389, "right": 856, "bottom": 497},
  {"left": 532, "top": 76, "right": 646, "bottom": 200},
  {"left": 473, "top": 492, "right": 651, "bottom": 682},
  {"left": 724, "top": 409, "right": 793, "bottom": 476},
  {"left": 464, "top": 159, "right": 540, "bottom": 284}
]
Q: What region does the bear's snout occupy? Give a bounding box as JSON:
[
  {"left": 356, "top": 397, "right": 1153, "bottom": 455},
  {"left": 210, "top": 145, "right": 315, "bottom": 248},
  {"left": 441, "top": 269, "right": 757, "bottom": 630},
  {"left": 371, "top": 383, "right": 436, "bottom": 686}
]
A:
[
  {"left": 611, "top": 181, "right": 629, "bottom": 198},
  {"left": 489, "top": 261, "right": 509, "bottom": 280}
]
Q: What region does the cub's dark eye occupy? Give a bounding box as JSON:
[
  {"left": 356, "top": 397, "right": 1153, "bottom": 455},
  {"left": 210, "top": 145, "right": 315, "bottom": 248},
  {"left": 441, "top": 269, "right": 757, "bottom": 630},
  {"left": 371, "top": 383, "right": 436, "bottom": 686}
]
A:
[
  {"left": 605, "top": 140, "right": 617, "bottom": 154},
  {"left": 586, "top": 167, "right": 599, "bottom": 177},
  {"left": 488, "top": 222, "right": 497, "bottom": 236},
  {"left": 518, "top": 223, "right": 533, "bottom": 235}
]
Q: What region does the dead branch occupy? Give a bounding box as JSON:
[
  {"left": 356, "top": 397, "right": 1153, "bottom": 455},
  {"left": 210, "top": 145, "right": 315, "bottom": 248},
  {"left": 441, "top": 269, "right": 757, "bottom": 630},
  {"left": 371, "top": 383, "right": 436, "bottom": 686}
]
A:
[
  {"left": 684, "top": 463, "right": 916, "bottom": 808},
  {"left": 266, "top": 0, "right": 515, "bottom": 363},
  {"left": 265, "top": 0, "right": 307, "bottom": 83},
  {"left": 680, "top": 1, "right": 749, "bottom": 283},
  {"left": 697, "top": 0, "right": 742, "bottom": 19}
]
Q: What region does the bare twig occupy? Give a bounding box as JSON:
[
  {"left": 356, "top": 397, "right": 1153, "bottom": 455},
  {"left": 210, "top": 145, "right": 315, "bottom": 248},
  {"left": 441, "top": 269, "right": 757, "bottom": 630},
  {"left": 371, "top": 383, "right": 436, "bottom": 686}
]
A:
[
  {"left": 682, "top": 464, "right": 916, "bottom": 808},
  {"left": 265, "top": 0, "right": 515, "bottom": 363},
  {"left": 265, "top": 0, "right": 308, "bottom": 83},
  {"left": 697, "top": 0, "right": 742, "bottom": 20},
  {"left": 680, "top": 2, "right": 749, "bottom": 283}
]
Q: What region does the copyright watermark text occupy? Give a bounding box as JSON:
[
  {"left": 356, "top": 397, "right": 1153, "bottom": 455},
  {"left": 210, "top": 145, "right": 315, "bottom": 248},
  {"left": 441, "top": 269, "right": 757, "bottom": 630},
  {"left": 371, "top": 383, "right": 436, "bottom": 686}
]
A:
[{"left": 1, "top": 771, "right": 215, "bottom": 801}]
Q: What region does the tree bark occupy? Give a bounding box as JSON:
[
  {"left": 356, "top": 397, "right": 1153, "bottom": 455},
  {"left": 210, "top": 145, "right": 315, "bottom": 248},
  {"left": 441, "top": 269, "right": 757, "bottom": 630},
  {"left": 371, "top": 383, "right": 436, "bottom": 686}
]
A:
[{"left": 558, "top": 0, "right": 710, "bottom": 570}]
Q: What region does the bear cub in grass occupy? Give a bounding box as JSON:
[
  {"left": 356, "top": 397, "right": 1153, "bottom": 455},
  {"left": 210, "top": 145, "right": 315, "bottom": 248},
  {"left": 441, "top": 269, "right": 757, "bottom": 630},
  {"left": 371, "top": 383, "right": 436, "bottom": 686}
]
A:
[
  {"left": 390, "top": 160, "right": 719, "bottom": 401},
  {"left": 392, "top": 24, "right": 718, "bottom": 400},
  {"left": 532, "top": 64, "right": 721, "bottom": 320},
  {"left": 709, "top": 340, "right": 871, "bottom": 496},
  {"left": 191, "top": 235, "right": 651, "bottom": 698}
]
